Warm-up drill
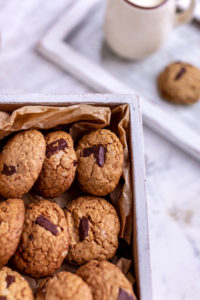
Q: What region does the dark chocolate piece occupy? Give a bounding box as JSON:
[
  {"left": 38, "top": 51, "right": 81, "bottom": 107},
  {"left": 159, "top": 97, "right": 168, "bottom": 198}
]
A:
[
  {"left": 46, "top": 138, "right": 68, "bottom": 158},
  {"left": 0, "top": 297, "right": 7, "bottom": 300},
  {"left": 174, "top": 67, "right": 186, "bottom": 80},
  {"left": 82, "top": 147, "right": 94, "bottom": 157},
  {"left": 29, "top": 234, "right": 33, "bottom": 241},
  {"left": 36, "top": 215, "right": 58, "bottom": 236},
  {"left": 117, "top": 289, "right": 135, "bottom": 300},
  {"left": 73, "top": 160, "right": 77, "bottom": 166},
  {"left": 98, "top": 145, "right": 105, "bottom": 167},
  {"left": 6, "top": 275, "right": 15, "bottom": 288},
  {"left": 2, "top": 164, "right": 16, "bottom": 176},
  {"left": 79, "top": 217, "right": 89, "bottom": 241},
  {"left": 82, "top": 145, "right": 106, "bottom": 167}
]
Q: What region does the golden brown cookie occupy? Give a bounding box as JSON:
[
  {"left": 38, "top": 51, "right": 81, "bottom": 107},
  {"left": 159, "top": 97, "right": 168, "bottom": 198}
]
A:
[
  {"left": 77, "top": 260, "right": 136, "bottom": 300},
  {"left": 34, "top": 131, "right": 77, "bottom": 198},
  {"left": 35, "top": 271, "right": 93, "bottom": 300},
  {"left": 12, "top": 200, "right": 69, "bottom": 278},
  {"left": 0, "top": 198, "right": 25, "bottom": 268},
  {"left": 76, "top": 129, "right": 124, "bottom": 196},
  {"left": 65, "top": 196, "right": 120, "bottom": 265},
  {"left": 0, "top": 266, "right": 34, "bottom": 300},
  {"left": 0, "top": 130, "right": 46, "bottom": 198},
  {"left": 157, "top": 62, "right": 200, "bottom": 104}
]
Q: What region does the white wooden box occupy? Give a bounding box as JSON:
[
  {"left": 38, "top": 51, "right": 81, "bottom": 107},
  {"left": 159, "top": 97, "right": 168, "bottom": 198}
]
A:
[{"left": 0, "top": 93, "right": 152, "bottom": 300}]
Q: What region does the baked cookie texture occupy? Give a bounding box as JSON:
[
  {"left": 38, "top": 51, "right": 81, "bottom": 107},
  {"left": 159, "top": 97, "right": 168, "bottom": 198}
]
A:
[
  {"left": 65, "top": 196, "right": 120, "bottom": 265},
  {"left": 77, "top": 260, "right": 136, "bottom": 300},
  {"left": 0, "top": 130, "right": 46, "bottom": 198},
  {"left": 35, "top": 271, "right": 93, "bottom": 300},
  {"left": 157, "top": 62, "right": 200, "bottom": 104},
  {"left": 34, "top": 131, "right": 77, "bottom": 198},
  {"left": 12, "top": 200, "right": 69, "bottom": 278},
  {"left": 76, "top": 129, "right": 124, "bottom": 196},
  {"left": 0, "top": 266, "right": 34, "bottom": 300},
  {"left": 0, "top": 198, "right": 25, "bottom": 268}
]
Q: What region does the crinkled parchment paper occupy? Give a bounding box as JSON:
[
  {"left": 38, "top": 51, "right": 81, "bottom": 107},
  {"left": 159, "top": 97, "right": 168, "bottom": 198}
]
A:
[{"left": 0, "top": 104, "right": 134, "bottom": 291}]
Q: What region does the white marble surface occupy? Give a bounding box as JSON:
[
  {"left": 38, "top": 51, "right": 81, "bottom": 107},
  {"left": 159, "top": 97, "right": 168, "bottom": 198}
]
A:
[{"left": 0, "top": 1, "right": 200, "bottom": 299}]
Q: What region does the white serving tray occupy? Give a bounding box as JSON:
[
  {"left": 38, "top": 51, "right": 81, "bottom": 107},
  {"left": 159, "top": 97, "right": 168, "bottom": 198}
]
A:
[
  {"left": 37, "top": 0, "right": 200, "bottom": 162},
  {"left": 0, "top": 93, "right": 152, "bottom": 300}
]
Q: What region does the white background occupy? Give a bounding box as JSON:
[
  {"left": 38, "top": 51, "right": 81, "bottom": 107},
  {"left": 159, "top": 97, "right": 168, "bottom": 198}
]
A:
[{"left": 0, "top": 1, "right": 200, "bottom": 299}]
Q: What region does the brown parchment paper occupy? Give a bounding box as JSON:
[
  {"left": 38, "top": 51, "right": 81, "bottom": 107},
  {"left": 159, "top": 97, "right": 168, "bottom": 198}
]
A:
[{"left": 0, "top": 104, "right": 134, "bottom": 290}]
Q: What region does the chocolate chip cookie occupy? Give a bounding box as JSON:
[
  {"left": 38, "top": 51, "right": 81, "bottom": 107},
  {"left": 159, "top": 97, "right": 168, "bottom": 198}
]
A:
[
  {"left": 76, "top": 129, "right": 124, "bottom": 196},
  {"left": 77, "top": 260, "right": 136, "bottom": 300},
  {"left": 12, "top": 200, "right": 69, "bottom": 278},
  {"left": 65, "top": 196, "right": 120, "bottom": 265},
  {"left": 158, "top": 62, "right": 200, "bottom": 104},
  {"left": 0, "top": 266, "right": 34, "bottom": 300},
  {"left": 34, "top": 131, "right": 77, "bottom": 198},
  {"left": 0, "top": 198, "right": 25, "bottom": 268},
  {"left": 35, "top": 271, "right": 93, "bottom": 300},
  {"left": 0, "top": 130, "right": 46, "bottom": 198}
]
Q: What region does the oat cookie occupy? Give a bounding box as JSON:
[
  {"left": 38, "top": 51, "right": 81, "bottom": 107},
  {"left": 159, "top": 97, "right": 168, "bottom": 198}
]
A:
[
  {"left": 0, "top": 266, "right": 34, "bottom": 300},
  {"left": 34, "top": 131, "right": 77, "bottom": 198},
  {"left": 157, "top": 62, "right": 200, "bottom": 104},
  {"left": 0, "top": 198, "right": 25, "bottom": 268},
  {"left": 12, "top": 200, "right": 69, "bottom": 278},
  {"left": 77, "top": 260, "right": 136, "bottom": 300},
  {"left": 76, "top": 129, "right": 124, "bottom": 196},
  {"left": 65, "top": 196, "right": 120, "bottom": 265},
  {"left": 0, "top": 130, "right": 46, "bottom": 198},
  {"left": 35, "top": 271, "right": 93, "bottom": 300}
]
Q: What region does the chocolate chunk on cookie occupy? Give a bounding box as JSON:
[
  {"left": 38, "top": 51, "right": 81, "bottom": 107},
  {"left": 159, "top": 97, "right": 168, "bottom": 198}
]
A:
[
  {"left": 65, "top": 196, "right": 120, "bottom": 265},
  {"left": 77, "top": 260, "right": 136, "bottom": 300},
  {"left": 76, "top": 129, "right": 124, "bottom": 196},
  {"left": 82, "top": 144, "right": 106, "bottom": 167},
  {"left": 174, "top": 66, "right": 186, "bottom": 80},
  {"left": 79, "top": 217, "right": 89, "bottom": 241},
  {"left": 34, "top": 131, "right": 77, "bottom": 198},
  {"left": 6, "top": 275, "right": 15, "bottom": 288},
  {"left": 0, "top": 198, "right": 25, "bottom": 268},
  {"left": 12, "top": 200, "right": 69, "bottom": 278},
  {"left": 157, "top": 62, "right": 200, "bottom": 104},
  {"left": 35, "top": 271, "right": 93, "bottom": 300},
  {"left": 2, "top": 165, "right": 16, "bottom": 176},
  {"left": 35, "top": 214, "right": 59, "bottom": 236},
  {"left": 0, "top": 130, "right": 46, "bottom": 198},
  {"left": 46, "top": 138, "right": 68, "bottom": 158},
  {"left": 0, "top": 267, "right": 34, "bottom": 300}
]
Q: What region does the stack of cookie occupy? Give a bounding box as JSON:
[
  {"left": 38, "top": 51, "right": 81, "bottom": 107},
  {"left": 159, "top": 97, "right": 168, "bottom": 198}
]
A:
[{"left": 0, "top": 128, "right": 137, "bottom": 300}]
